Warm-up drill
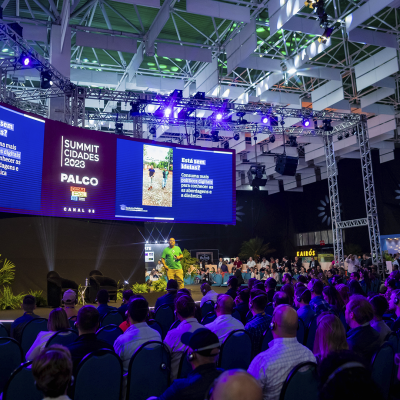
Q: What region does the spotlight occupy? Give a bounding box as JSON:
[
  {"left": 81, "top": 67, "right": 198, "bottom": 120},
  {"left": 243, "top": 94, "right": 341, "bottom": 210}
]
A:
[
  {"left": 40, "top": 70, "right": 52, "bottom": 89},
  {"left": 146, "top": 241, "right": 148, "bottom": 243},
  {"left": 261, "top": 116, "right": 269, "bottom": 124},
  {"left": 211, "top": 130, "right": 219, "bottom": 142},
  {"left": 337, "top": 134, "right": 343, "bottom": 141},
  {"left": 216, "top": 113, "right": 223, "bottom": 120},
  {"left": 124, "top": 280, "right": 129, "bottom": 284},
  {"left": 223, "top": 141, "right": 229, "bottom": 149},
  {"left": 155, "top": 241, "right": 157, "bottom": 243},
  {"left": 344, "top": 132, "right": 350, "bottom": 138},
  {"left": 233, "top": 133, "right": 240, "bottom": 141},
  {"left": 269, "top": 134, "right": 275, "bottom": 143},
  {"left": 164, "top": 240, "right": 167, "bottom": 243},
  {"left": 115, "top": 122, "right": 123, "bottom": 135},
  {"left": 20, "top": 53, "right": 30, "bottom": 66},
  {"left": 288, "top": 68, "right": 297, "bottom": 75},
  {"left": 289, "top": 136, "right": 297, "bottom": 147},
  {"left": 323, "top": 119, "right": 333, "bottom": 132},
  {"left": 149, "top": 126, "right": 156, "bottom": 135},
  {"left": 194, "top": 130, "right": 200, "bottom": 138},
  {"left": 164, "top": 108, "right": 172, "bottom": 117},
  {"left": 302, "top": 118, "right": 310, "bottom": 127}
]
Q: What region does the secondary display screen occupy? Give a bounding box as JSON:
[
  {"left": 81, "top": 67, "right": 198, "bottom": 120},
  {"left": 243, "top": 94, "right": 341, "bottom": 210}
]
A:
[{"left": 0, "top": 104, "right": 236, "bottom": 225}]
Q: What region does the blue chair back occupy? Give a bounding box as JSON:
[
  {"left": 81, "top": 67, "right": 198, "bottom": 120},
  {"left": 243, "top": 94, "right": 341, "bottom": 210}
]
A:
[
  {"left": 126, "top": 341, "right": 170, "bottom": 400},
  {"left": 96, "top": 324, "right": 123, "bottom": 346},
  {"left": 46, "top": 329, "right": 79, "bottom": 347},
  {"left": 148, "top": 319, "right": 163, "bottom": 337},
  {"left": 371, "top": 343, "right": 394, "bottom": 400},
  {"left": 0, "top": 338, "right": 23, "bottom": 394},
  {"left": 261, "top": 328, "right": 274, "bottom": 352},
  {"left": 169, "top": 320, "right": 181, "bottom": 330},
  {"left": 178, "top": 348, "right": 193, "bottom": 378},
  {"left": 221, "top": 273, "right": 232, "bottom": 286},
  {"left": 218, "top": 330, "right": 252, "bottom": 370},
  {"left": 279, "top": 362, "right": 318, "bottom": 400},
  {"left": 74, "top": 349, "right": 122, "bottom": 400},
  {"left": 201, "top": 300, "right": 215, "bottom": 318},
  {"left": 101, "top": 311, "right": 124, "bottom": 328},
  {"left": 155, "top": 305, "right": 175, "bottom": 339},
  {"left": 0, "top": 323, "right": 8, "bottom": 337},
  {"left": 20, "top": 318, "right": 48, "bottom": 356},
  {"left": 212, "top": 274, "right": 223, "bottom": 286},
  {"left": 297, "top": 318, "right": 305, "bottom": 345},
  {"left": 305, "top": 315, "right": 318, "bottom": 351},
  {"left": 3, "top": 361, "right": 42, "bottom": 400},
  {"left": 201, "top": 312, "right": 217, "bottom": 325}
]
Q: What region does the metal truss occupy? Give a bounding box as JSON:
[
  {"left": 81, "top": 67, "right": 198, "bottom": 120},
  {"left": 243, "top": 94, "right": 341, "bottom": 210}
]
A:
[
  {"left": 357, "top": 117, "right": 384, "bottom": 274},
  {"left": 131, "top": 116, "right": 143, "bottom": 139},
  {"left": 65, "top": 87, "right": 85, "bottom": 126},
  {"left": 324, "top": 134, "right": 344, "bottom": 264},
  {"left": 336, "top": 219, "right": 368, "bottom": 229}
]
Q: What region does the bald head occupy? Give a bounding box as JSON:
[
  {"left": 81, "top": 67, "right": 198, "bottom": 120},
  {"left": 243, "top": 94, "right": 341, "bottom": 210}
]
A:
[
  {"left": 272, "top": 305, "right": 298, "bottom": 338},
  {"left": 216, "top": 295, "right": 234, "bottom": 316},
  {"left": 201, "top": 283, "right": 211, "bottom": 295},
  {"left": 211, "top": 370, "right": 262, "bottom": 400}
]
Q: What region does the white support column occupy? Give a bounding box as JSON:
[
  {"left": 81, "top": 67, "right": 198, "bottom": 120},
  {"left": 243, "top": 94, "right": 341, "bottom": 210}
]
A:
[{"left": 49, "top": 24, "right": 71, "bottom": 122}]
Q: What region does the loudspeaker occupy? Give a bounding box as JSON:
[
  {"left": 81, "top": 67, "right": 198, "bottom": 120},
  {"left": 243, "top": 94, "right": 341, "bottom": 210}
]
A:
[{"left": 275, "top": 155, "right": 298, "bottom": 176}]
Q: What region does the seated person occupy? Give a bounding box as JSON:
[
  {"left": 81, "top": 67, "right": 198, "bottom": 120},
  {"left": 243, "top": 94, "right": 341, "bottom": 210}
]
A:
[
  {"left": 96, "top": 289, "right": 117, "bottom": 319},
  {"left": 114, "top": 297, "right": 161, "bottom": 373},
  {"left": 294, "top": 287, "right": 315, "bottom": 327},
  {"left": 164, "top": 295, "right": 203, "bottom": 380},
  {"left": 389, "top": 289, "right": 400, "bottom": 332},
  {"left": 205, "top": 295, "right": 244, "bottom": 344},
  {"left": 264, "top": 278, "right": 277, "bottom": 303},
  {"left": 150, "top": 329, "right": 223, "bottom": 400},
  {"left": 272, "top": 291, "right": 290, "bottom": 308},
  {"left": 220, "top": 261, "right": 229, "bottom": 274},
  {"left": 62, "top": 289, "right": 78, "bottom": 320},
  {"left": 32, "top": 345, "right": 73, "bottom": 400},
  {"left": 117, "top": 289, "right": 134, "bottom": 319},
  {"left": 26, "top": 308, "right": 70, "bottom": 361},
  {"left": 308, "top": 279, "right": 332, "bottom": 315},
  {"left": 11, "top": 294, "right": 40, "bottom": 342},
  {"left": 226, "top": 276, "right": 239, "bottom": 299},
  {"left": 200, "top": 283, "right": 218, "bottom": 307},
  {"left": 234, "top": 288, "right": 250, "bottom": 325},
  {"left": 155, "top": 279, "right": 178, "bottom": 310}
]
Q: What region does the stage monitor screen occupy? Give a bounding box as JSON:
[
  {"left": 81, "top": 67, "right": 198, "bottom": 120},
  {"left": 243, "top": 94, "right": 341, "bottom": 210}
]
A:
[{"left": 0, "top": 104, "right": 236, "bottom": 225}]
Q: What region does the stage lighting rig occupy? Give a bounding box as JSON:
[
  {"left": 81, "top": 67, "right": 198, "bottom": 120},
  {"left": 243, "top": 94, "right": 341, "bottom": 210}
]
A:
[
  {"left": 261, "top": 116, "right": 269, "bottom": 124},
  {"left": 323, "top": 119, "right": 333, "bottom": 132},
  {"left": 193, "top": 92, "right": 206, "bottom": 100},
  {"left": 302, "top": 118, "right": 310, "bottom": 127},
  {"left": 289, "top": 136, "right": 298, "bottom": 147},
  {"left": 223, "top": 141, "right": 229, "bottom": 149},
  {"left": 247, "top": 165, "right": 267, "bottom": 191},
  {"left": 236, "top": 111, "right": 248, "bottom": 125},
  {"left": 19, "top": 53, "right": 31, "bottom": 67},
  {"left": 233, "top": 133, "right": 240, "bottom": 141},
  {"left": 129, "top": 102, "right": 141, "bottom": 117},
  {"left": 40, "top": 70, "right": 53, "bottom": 89},
  {"left": 115, "top": 122, "right": 123, "bottom": 135},
  {"left": 211, "top": 130, "right": 219, "bottom": 142}
]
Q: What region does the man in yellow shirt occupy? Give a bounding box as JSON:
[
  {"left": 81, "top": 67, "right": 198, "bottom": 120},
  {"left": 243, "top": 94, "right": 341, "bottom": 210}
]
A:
[{"left": 162, "top": 238, "right": 184, "bottom": 289}]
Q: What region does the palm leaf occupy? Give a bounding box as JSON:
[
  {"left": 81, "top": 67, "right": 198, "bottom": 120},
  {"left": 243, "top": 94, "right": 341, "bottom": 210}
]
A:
[
  {"left": 238, "top": 237, "right": 275, "bottom": 260},
  {"left": 0, "top": 258, "right": 16, "bottom": 286}
]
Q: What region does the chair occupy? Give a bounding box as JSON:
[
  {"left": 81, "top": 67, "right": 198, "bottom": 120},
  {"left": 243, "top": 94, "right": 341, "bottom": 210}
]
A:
[
  {"left": 178, "top": 348, "right": 193, "bottom": 378},
  {"left": 47, "top": 271, "right": 78, "bottom": 308},
  {"left": 201, "top": 300, "right": 215, "bottom": 318},
  {"left": 297, "top": 318, "right": 305, "bottom": 345},
  {"left": 305, "top": 315, "right": 318, "bottom": 351},
  {"left": 20, "top": 318, "right": 48, "bottom": 356},
  {"left": 218, "top": 330, "right": 252, "bottom": 370},
  {"left": 0, "top": 338, "right": 23, "bottom": 394},
  {"left": 201, "top": 311, "right": 217, "bottom": 325},
  {"left": 74, "top": 349, "right": 122, "bottom": 400},
  {"left": 261, "top": 328, "right": 274, "bottom": 352},
  {"left": 126, "top": 341, "right": 170, "bottom": 400},
  {"left": 96, "top": 324, "right": 123, "bottom": 346},
  {"left": 169, "top": 320, "right": 180, "bottom": 330},
  {"left": 3, "top": 361, "right": 42, "bottom": 400},
  {"left": 0, "top": 323, "right": 8, "bottom": 337},
  {"left": 279, "top": 362, "right": 318, "bottom": 400},
  {"left": 148, "top": 319, "right": 163, "bottom": 337},
  {"left": 221, "top": 274, "right": 232, "bottom": 287},
  {"left": 371, "top": 343, "right": 394, "bottom": 400},
  {"left": 88, "top": 269, "right": 118, "bottom": 303},
  {"left": 212, "top": 274, "right": 223, "bottom": 286},
  {"left": 100, "top": 310, "right": 124, "bottom": 327},
  {"left": 46, "top": 329, "right": 79, "bottom": 347},
  {"left": 155, "top": 304, "right": 175, "bottom": 339}
]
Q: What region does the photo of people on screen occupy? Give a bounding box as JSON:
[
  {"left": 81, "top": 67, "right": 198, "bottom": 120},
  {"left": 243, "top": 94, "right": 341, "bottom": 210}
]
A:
[{"left": 142, "top": 144, "right": 173, "bottom": 207}]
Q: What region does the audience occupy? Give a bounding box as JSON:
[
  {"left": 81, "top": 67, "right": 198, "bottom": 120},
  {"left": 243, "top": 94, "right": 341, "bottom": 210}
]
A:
[
  {"left": 155, "top": 279, "right": 179, "bottom": 310},
  {"left": 322, "top": 286, "right": 345, "bottom": 315},
  {"left": 205, "top": 295, "right": 244, "bottom": 344},
  {"left": 26, "top": 308, "right": 70, "bottom": 361},
  {"left": 272, "top": 292, "right": 290, "bottom": 308},
  {"left": 150, "top": 329, "right": 222, "bottom": 400},
  {"left": 62, "top": 290, "right": 78, "bottom": 320},
  {"left": 32, "top": 345, "right": 73, "bottom": 400},
  {"left": 264, "top": 278, "right": 277, "bottom": 303},
  {"left": 345, "top": 295, "right": 381, "bottom": 363},
  {"left": 389, "top": 289, "right": 400, "bottom": 332},
  {"left": 11, "top": 294, "right": 40, "bottom": 342},
  {"left": 245, "top": 290, "right": 271, "bottom": 357},
  {"left": 369, "top": 294, "right": 391, "bottom": 342},
  {"left": 349, "top": 280, "right": 365, "bottom": 297},
  {"left": 336, "top": 284, "right": 350, "bottom": 305},
  {"left": 117, "top": 289, "right": 134, "bottom": 319},
  {"left": 200, "top": 283, "right": 218, "bottom": 307},
  {"left": 233, "top": 288, "right": 250, "bottom": 324},
  {"left": 248, "top": 305, "right": 316, "bottom": 400},
  {"left": 294, "top": 287, "right": 315, "bottom": 327},
  {"left": 164, "top": 295, "right": 203, "bottom": 380},
  {"left": 280, "top": 284, "right": 294, "bottom": 306},
  {"left": 234, "top": 269, "right": 245, "bottom": 286},
  {"left": 114, "top": 297, "right": 161, "bottom": 373},
  {"left": 226, "top": 276, "right": 239, "bottom": 299},
  {"left": 313, "top": 313, "right": 348, "bottom": 363},
  {"left": 209, "top": 370, "right": 263, "bottom": 400},
  {"left": 96, "top": 289, "right": 117, "bottom": 319},
  {"left": 308, "top": 279, "right": 331, "bottom": 315},
  {"left": 67, "top": 305, "right": 113, "bottom": 374}
]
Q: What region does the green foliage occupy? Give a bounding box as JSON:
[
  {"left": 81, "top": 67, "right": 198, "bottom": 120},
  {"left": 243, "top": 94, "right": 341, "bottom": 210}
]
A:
[
  {"left": 116, "top": 281, "right": 124, "bottom": 301},
  {"left": 153, "top": 279, "right": 167, "bottom": 292},
  {"left": 0, "top": 286, "right": 25, "bottom": 310},
  {"left": 28, "top": 290, "right": 47, "bottom": 307},
  {"left": 383, "top": 251, "right": 394, "bottom": 262},
  {"left": 238, "top": 237, "right": 275, "bottom": 260},
  {"left": 0, "top": 256, "right": 16, "bottom": 286},
  {"left": 131, "top": 283, "right": 150, "bottom": 294},
  {"left": 181, "top": 249, "right": 199, "bottom": 277}
]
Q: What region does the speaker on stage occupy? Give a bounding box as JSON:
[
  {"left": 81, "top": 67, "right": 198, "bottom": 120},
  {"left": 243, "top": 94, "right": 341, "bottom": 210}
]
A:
[{"left": 275, "top": 155, "right": 298, "bottom": 176}]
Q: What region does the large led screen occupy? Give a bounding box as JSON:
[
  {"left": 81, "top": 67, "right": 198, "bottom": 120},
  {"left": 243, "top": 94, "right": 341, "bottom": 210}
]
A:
[{"left": 0, "top": 104, "right": 236, "bottom": 225}]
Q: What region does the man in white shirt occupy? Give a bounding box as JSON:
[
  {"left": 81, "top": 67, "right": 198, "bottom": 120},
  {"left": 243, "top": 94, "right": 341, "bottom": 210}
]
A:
[
  {"left": 164, "top": 295, "right": 203, "bottom": 380},
  {"left": 114, "top": 297, "right": 161, "bottom": 373},
  {"left": 205, "top": 295, "right": 244, "bottom": 344},
  {"left": 218, "top": 257, "right": 224, "bottom": 269},
  {"left": 346, "top": 254, "right": 360, "bottom": 274},
  {"left": 200, "top": 283, "right": 218, "bottom": 307},
  {"left": 260, "top": 258, "right": 269, "bottom": 270},
  {"left": 248, "top": 305, "right": 316, "bottom": 400},
  {"left": 247, "top": 257, "right": 256, "bottom": 269}
]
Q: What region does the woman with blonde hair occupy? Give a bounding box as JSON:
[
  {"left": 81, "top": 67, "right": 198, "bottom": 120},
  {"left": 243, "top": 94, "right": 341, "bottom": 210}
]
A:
[
  {"left": 313, "top": 313, "right": 348, "bottom": 363},
  {"left": 26, "top": 307, "right": 70, "bottom": 361}
]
